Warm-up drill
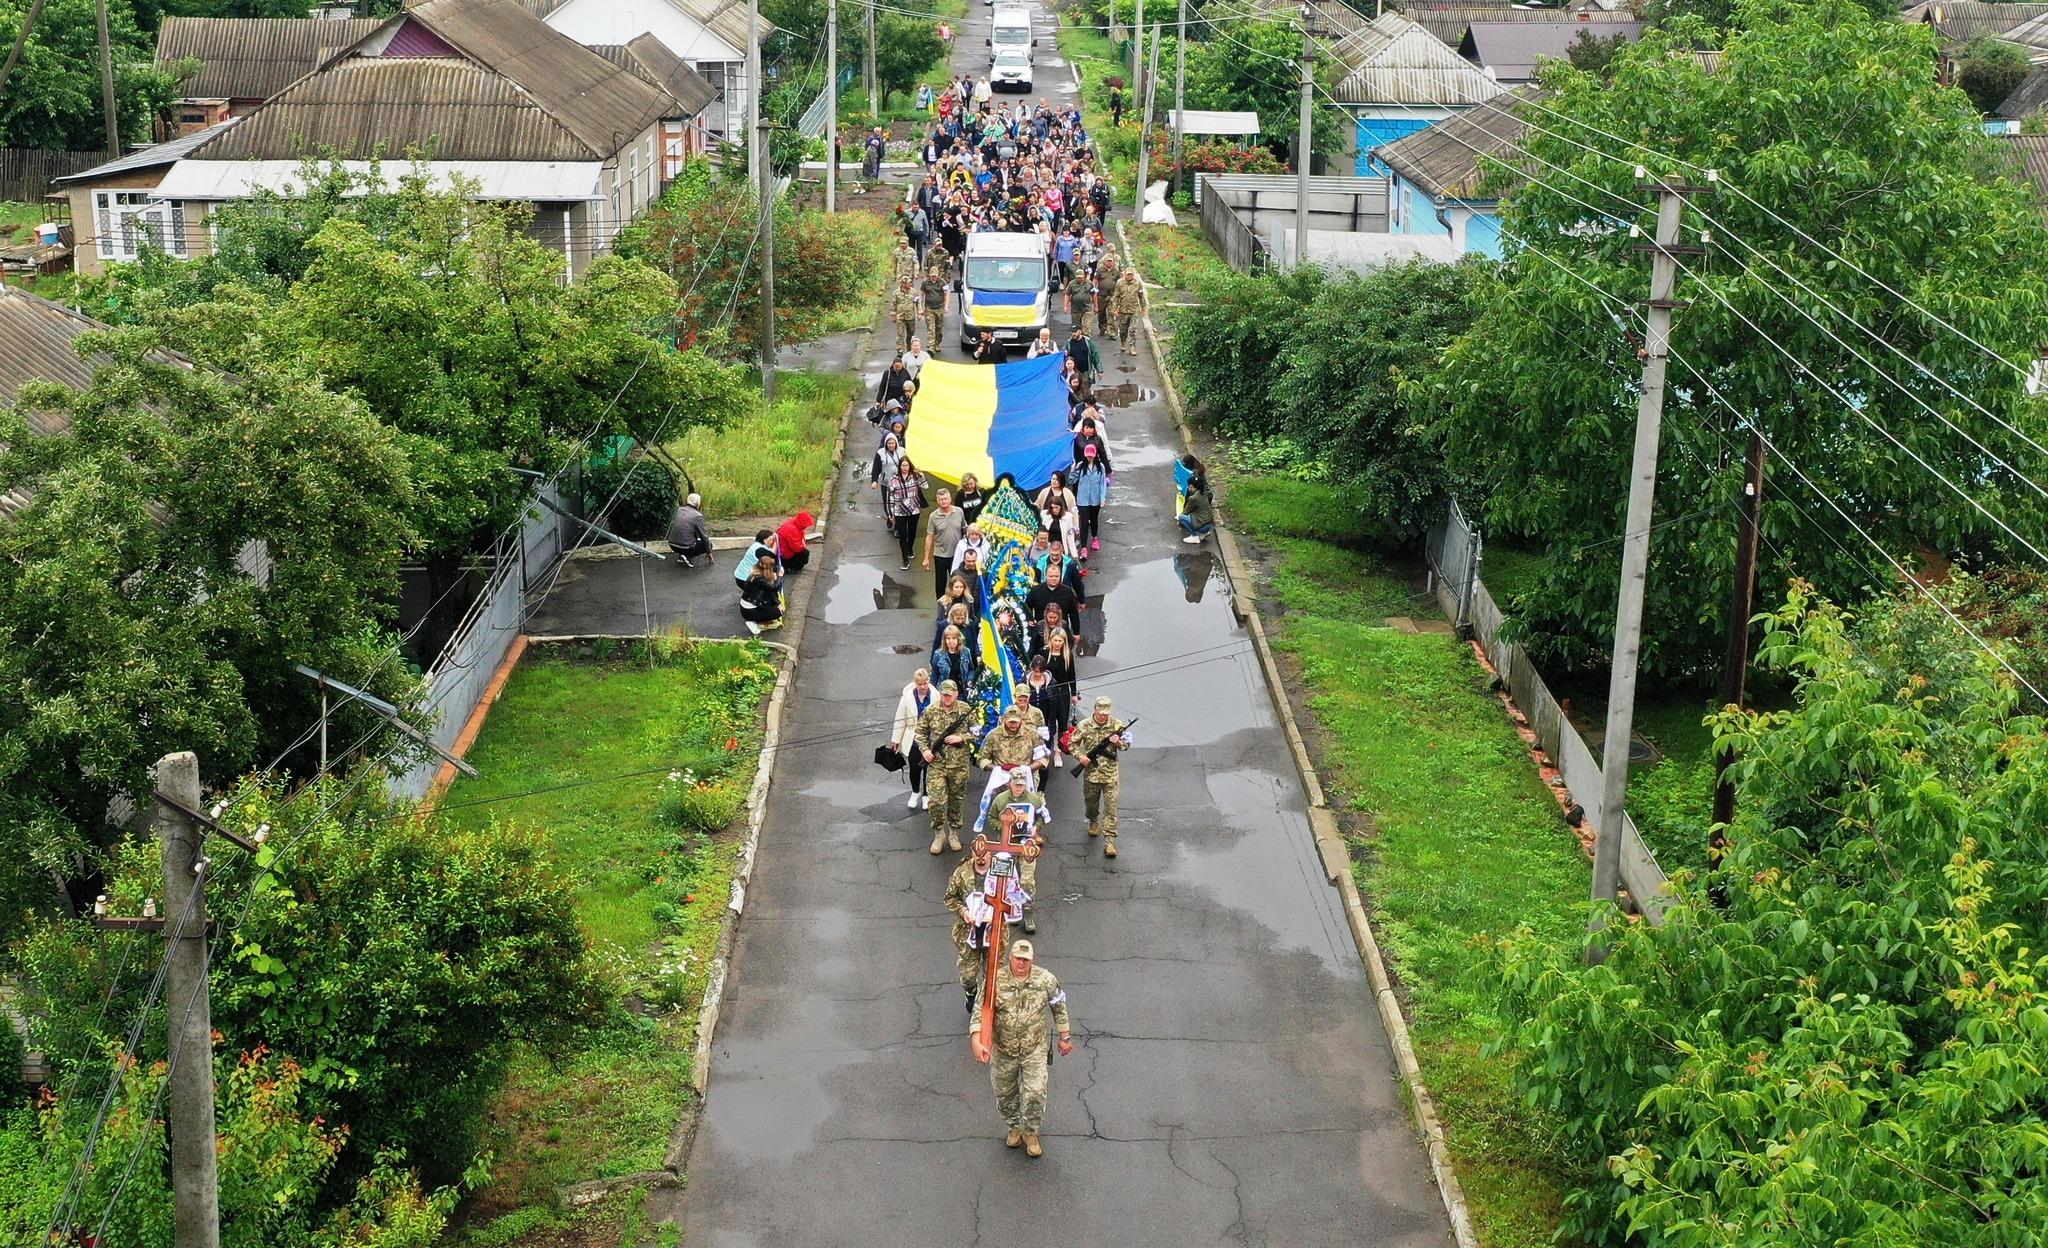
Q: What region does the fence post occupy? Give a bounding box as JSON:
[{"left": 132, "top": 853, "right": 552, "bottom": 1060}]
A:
[{"left": 1457, "top": 523, "right": 1482, "bottom": 639}]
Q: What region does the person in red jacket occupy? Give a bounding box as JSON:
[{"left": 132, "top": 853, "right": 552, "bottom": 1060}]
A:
[{"left": 776, "top": 510, "right": 817, "bottom": 575}]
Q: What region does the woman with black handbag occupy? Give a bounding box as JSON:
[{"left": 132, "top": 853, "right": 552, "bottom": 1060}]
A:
[{"left": 889, "top": 667, "right": 936, "bottom": 809}]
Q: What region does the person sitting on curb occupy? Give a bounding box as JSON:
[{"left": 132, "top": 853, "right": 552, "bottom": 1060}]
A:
[{"left": 1179, "top": 466, "right": 1215, "bottom": 545}]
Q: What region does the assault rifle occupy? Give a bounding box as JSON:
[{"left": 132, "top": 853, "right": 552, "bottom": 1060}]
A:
[{"left": 1070, "top": 716, "right": 1140, "bottom": 778}]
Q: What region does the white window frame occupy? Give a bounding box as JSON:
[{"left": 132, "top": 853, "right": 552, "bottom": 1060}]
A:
[{"left": 94, "top": 191, "right": 188, "bottom": 260}]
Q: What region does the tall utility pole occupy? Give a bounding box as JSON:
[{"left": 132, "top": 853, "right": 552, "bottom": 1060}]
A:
[
  {"left": 825, "top": 0, "right": 838, "bottom": 212},
  {"left": 158, "top": 753, "right": 220, "bottom": 1248},
  {"left": 1294, "top": 10, "right": 1315, "bottom": 267},
  {"left": 1170, "top": 0, "right": 1187, "bottom": 194},
  {"left": 757, "top": 115, "right": 777, "bottom": 402},
  {"left": 865, "top": 0, "right": 877, "bottom": 118},
  {"left": 1133, "top": 27, "right": 1160, "bottom": 202},
  {"left": 747, "top": 0, "right": 761, "bottom": 185},
  {"left": 1587, "top": 170, "right": 1710, "bottom": 950},
  {"left": 93, "top": 0, "right": 120, "bottom": 156},
  {"left": 1708, "top": 427, "right": 1765, "bottom": 881}
]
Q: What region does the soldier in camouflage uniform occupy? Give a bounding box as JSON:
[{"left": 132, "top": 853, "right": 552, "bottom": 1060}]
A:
[
  {"left": 1009, "top": 682, "right": 1047, "bottom": 742},
  {"left": 889, "top": 276, "right": 921, "bottom": 352},
  {"left": 975, "top": 770, "right": 1049, "bottom": 931},
  {"left": 915, "top": 679, "right": 981, "bottom": 854},
  {"left": 1108, "top": 270, "right": 1144, "bottom": 355},
  {"left": 919, "top": 269, "right": 950, "bottom": 353},
  {"left": 970, "top": 939, "right": 1073, "bottom": 1157},
  {"left": 943, "top": 839, "right": 995, "bottom": 1009},
  {"left": 924, "top": 237, "right": 953, "bottom": 285},
  {"left": 891, "top": 238, "right": 919, "bottom": 289},
  {"left": 1067, "top": 268, "right": 1097, "bottom": 339},
  {"left": 978, "top": 705, "right": 1047, "bottom": 792},
  {"left": 1068, "top": 695, "right": 1131, "bottom": 857}
]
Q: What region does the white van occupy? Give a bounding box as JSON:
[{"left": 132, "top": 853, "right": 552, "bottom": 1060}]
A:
[
  {"left": 988, "top": 6, "right": 1034, "bottom": 63},
  {"left": 960, "top": 232, "right": 1049, "bottom": 349}
]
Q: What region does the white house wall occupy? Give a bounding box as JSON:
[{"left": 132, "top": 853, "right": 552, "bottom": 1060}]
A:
[{"left": 542, "top": 0, "right": 749, "bottom": 137}]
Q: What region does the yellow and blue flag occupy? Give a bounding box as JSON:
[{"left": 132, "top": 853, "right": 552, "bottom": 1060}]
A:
[{"left": 909, "top": 353, "right": 1073, "bottom": 492}]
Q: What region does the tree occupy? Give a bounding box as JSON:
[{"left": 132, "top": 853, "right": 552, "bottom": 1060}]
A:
[
  {"left": 1171, "top": 19, "right": 1344, "bottom": 168},
  {"left": 110, "top": 171, "right": 752, "bottom": 657},
  {"left": 0, "top": 1048, "right": 458, "bottom": 1247},
  {"left": 1953, "top": 35, "right": 2030, "bottom": 117},
  {"left": 1433, "top": 0, "right": 2048, "bottom": 679},
  {"left": 1167, "top": 263, "right": 1330, "bottom": 438},
  {"left": 17, "top": 784, "right": 612, "bottom": 1188},
  {"left": 0, "top": 329, "right": 415, "bottom": 926},
  {"left": 1564, "top": 28, "right": 1631, "bottom": 78},
  {"left": 618, "top": 157, "right": 882, "bottom": 352},
  {"left": 873, "top": 12, "right": 943, "bottom": 107},
  {"left": 1268, "top": 260, "right": 1493, "bottom": 537},
  {"left": 0, "top": 0, "right": 191, "bottom": 149},
  {"left": 1490, "top": 582, "right": 2048, "bottom": 1246}
]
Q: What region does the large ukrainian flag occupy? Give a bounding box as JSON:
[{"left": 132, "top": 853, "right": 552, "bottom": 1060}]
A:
[{"left": 911, "top": 353, "right": 1072, "bottom": 492}]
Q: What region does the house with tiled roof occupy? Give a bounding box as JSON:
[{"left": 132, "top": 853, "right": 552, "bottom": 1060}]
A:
[
  {"left": 518, "top": 0, "right": 774, "bottom": 145},
  {"left": 59, "top": 0, "right": 714, "bottom": 278},
  {"left": 153, "top": 16, "right": 384, "bottom": 138},
  {"left": 1370, "top": 85, "right": 1537, "bottom": 258}
]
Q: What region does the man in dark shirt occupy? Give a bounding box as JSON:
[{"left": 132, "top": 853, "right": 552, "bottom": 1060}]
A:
[{"left": 1024, "top": 563, "right": 1081, "bottom": 625}]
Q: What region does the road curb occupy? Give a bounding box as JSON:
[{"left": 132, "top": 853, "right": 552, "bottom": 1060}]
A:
[
  {"left": 671, "top": 306, "right": 882, "bottom": 1173},
  {"left": 1118, "top": 220, "right": 1481, "bottom": 1248}
]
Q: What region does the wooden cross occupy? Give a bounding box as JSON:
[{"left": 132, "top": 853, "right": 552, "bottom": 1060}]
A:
[{"left": 972, "top": 827, "right": 1041, "bottom": 1045}]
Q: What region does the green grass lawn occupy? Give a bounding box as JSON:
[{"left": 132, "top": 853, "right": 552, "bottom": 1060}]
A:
[
  {"left": 807, "top": 210, "right": 896, "bottom": 339},
  {"left": 1224, "top": 470, "right": 1591, "bottom": 1248},
  {"left": 1624, "top": 695, "right": 1718, "bottom": 875},
  {"left": 667, "top": 370, "right": 858, "bottom": 520},
  {"left": 0, "top": 201, "right": 45, "bottom": 244},
  {"left": 1127, "top": 222, "right": 1229, "bottom": 291},
  {"left": 438, "top": 639, "right": 777, "bottom": 1238}
]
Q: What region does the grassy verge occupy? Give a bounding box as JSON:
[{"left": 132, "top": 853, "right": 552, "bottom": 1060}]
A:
[
  {"left": 439, "top": 638, "right": 778, "bottom": 1244},
  {"left": 1057, "top": 14, "right": 1137, "bottom": 194},
  {"left": 838, "top": 0, "right": 970, "bottom": 127},
  {"left": 1, "top": 201, "right": 43, "bottom": 244},
  {"left": 1127, "top": 221, "right": 1228, "bottom": 291},
  {"left": 809, "top": 210, "right": 896, "bottom": 338},
  {"left": 1218, "top": 470, "right": 1591, "bottom": 1248},
  {"left": 667, "top": 370, "right": 859, "bottom": 519}
]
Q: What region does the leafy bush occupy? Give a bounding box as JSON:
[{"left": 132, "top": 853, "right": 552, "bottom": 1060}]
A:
[
  {"left": 582, "top": 453, "right": 679, "bottom": 540},
  {"left": 1169, "top": 264, "right": 1328, "bottom": 435},
  {"left": 1143, "top": 133, "right": 1288, "bottom": 177},
  {"left": 0, "top": 1048, "right": 460, "bottom": 1247},
  {"left": 1954, "top": 35, "right": 2030, "bottom": 116},
  {"left": 1489, "top": 583, "right": 2048, "bottom": 1246}
]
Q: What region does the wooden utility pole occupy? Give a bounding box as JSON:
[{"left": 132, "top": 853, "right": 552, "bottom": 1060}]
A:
[
  {"left": 157, "top": 753, "right": 220, "bottom": 1248},
  {"left": 758, "top": 115, "right": 777, "bottom": 402},
  {"left": 825, "top": 0, "right": 838, "bottom": 212},
  {"left": 1587, "top": 171, "right": 1710, "bottom": 954},
  {"left": 0, "top": 0, "right": 50, "bottom": 102},
  {"left": 93, "top": 0, "right": 120, "bottom": 156},
  {"left": 1708, "top": 427, "right": 1765, "bottom": 880},
  {"left": 1132, "top": 0, "right": 1145, "bottom": 88},
  {"left": 1170, "top": 0, "right": 1186, "bottom": 194},
  {"left": 865, "top": 0, "right": 877, "bottom": 118}
]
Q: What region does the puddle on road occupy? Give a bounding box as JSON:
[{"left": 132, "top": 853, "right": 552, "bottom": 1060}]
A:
[
  {"left": 884, "top": 643, "right": 924, "bottom": 655},
  {"left": 1173, "top": 552, "right": 1219, "bottom": 603},
  {"left": 822, "top": 563, "right": 920, "bottom": 623},
  {"left": 1093, "top": 382, "right": 1158, "bottom": 408}
]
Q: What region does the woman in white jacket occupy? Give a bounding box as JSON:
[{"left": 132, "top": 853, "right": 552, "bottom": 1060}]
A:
[{"left": 890, "top": 667, "right": 936, "bottom": 809}]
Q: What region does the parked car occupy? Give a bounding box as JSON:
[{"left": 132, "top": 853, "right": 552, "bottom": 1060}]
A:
[{"left": 991, "top": 50, "right": 1033, "bottom": 92}]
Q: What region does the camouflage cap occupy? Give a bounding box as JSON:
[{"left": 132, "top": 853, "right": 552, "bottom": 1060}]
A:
[
  {"left": 940, "top": 680, "right": 960, "bottom": 693},
  {"left": 1010, "top": 939, "right": 1034, "bottom": 960},
  {"left": 1094, "top": 696, "right": 1113, "bottom": 710}
]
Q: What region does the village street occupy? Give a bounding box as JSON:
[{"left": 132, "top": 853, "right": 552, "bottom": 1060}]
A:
[{"left": 665, "top": 4, "right": 1452, "bottom": 1244}]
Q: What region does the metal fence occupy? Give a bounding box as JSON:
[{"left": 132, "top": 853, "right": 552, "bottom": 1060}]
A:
[
  {"left": 0, "top": 148, "right": 100, "bottom": 202},
  {"left": 387, "top": 486, "right": 571, "bottom": 801},
  {"left": 1424, "top": 498, "right": 1674, "bottom": 923}
]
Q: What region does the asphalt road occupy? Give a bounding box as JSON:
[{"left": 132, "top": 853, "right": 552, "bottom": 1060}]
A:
[{"left": 673, "top": 8, "right": 1452, "bottom": 1245}]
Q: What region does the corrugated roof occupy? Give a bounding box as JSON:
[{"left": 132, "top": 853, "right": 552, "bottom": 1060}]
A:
[
  {"left": 1997, "top": 11, "right": 2048, "bottom": 50},
  {"left": 1903, "top": 1, "right": 2048, "bottom": 43},
  {"left": 599, "top": 33, "right": 719, "bottom": 117},
  {"left": 191, "top": 0, "right": 687, "bottom": 163},
  {"left": 669, "top": 0, "right": 773, "bottom": 53},
  {"left": 1461, "top": 20, "right": 1638, "bottom": 81},
  {"left": 2004, "top": 133, "right": 2048, "bottom": 221},
  {"left": 156, "top": 16, "right": 384, "bottom": 100},
  {"left": 1407, "top": 6, "right": 1587, "bottom": 49},
  {"left": 1372, "top": 86, "right": 1537, "bottom": 200},
  {"left": 2001, "top": 64, "right": 2048, "bottom": 117},
  {"left": 1327, "top": 12, "right": 1505, "bottom": 106},
  {"left": 53, "top": 117, "right": 241, "bottom": 186},
  {"left": 198, "top": 59, "right": 599, "bottom": 161}
]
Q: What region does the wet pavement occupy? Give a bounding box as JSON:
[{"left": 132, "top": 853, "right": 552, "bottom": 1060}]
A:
[{"left": 669, "top": 5, "right": 1451, "bottom": 1245}]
